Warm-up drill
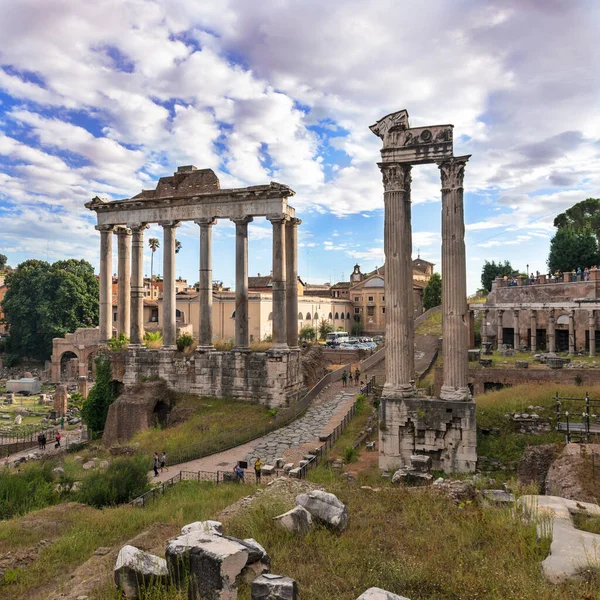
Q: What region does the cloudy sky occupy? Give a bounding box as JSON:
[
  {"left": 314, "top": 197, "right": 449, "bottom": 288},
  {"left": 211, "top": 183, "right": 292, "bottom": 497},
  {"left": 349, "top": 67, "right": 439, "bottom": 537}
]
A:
[{"left": 0, "top": 0, "right": 599, "bottom": 293}]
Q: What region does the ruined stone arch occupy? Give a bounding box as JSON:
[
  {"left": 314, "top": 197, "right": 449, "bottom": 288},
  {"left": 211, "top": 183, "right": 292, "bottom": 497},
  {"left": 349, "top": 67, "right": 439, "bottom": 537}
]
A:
[{"left": 59, "top": 350, "right": 79, "bottom": 380}]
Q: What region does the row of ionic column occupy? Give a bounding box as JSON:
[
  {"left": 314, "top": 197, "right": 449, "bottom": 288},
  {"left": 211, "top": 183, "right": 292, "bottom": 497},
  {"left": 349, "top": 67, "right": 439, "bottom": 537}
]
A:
[
  {"left": 96, "top": 215, "right": 301, "bottom": 351},
  {"left": 379, "top": 156, "right": 470, "bottom": 401},
  {"left": 484, "top": 308, "right": 597, "bottom": 356}
]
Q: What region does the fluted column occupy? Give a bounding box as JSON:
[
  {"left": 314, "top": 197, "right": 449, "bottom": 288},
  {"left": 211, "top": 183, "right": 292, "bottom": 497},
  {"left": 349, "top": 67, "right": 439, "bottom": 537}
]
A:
[
  {"left": 232, "top": 216, "right": 252, "bottom": 350},
  {"left": 589, "top": 310, "right": 596, "bottom": 357},
  {"left": 268, "top": 214, "right": 288, "bottom": 350},
  {"left": 286, "top": 218, "right": 301, "bottom": 349},
  {"left": 530, "top": 310, "right": 537, "bottom": 352},
  {"left": 439, "top": 156, "right": 471, "bottom": 401},
  {"left": 548, "top": 309, "right": 556, "bottom": 352},
  {"left": 96, "top": 225, "right": 115, "bottom": 342},
  {"left": 497, "top": 310, "right": 504, "bottom": 349},
  {"left": 379, "top": 163, "right": 415, "bottom": 397},
  {"left": 160, "top": 220, "right": 180, "bottom": 348},
  {"left": 116, "top": 228, "right": 131, "bottom": 337},
  {"left": 568, "top": 310, "right": 575, "bottom": 355},
  {"left": 129, "top": 223, "right": 149, "bottom": 345},
  {"left": 513, "top": 309, "right": 520, "bottom": 350},
  {"left": 195, "top": 218, "right": 217, "bottom": 350}
]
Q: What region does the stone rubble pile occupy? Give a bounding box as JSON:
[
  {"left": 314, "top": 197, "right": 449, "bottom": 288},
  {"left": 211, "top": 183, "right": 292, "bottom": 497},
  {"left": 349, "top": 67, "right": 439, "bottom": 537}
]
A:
[{"left": 391, "top": 454, "right": 433, "bottom": 484}]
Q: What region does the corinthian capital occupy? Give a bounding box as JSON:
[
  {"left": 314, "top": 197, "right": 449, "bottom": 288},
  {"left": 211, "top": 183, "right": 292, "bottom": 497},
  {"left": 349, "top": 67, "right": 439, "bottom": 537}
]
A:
[
  {"left": 438, "top": 155, "right": 470, "bottom": 191},
  {"left": 378, "top": 163, "right": 411, "bottom": 192}
]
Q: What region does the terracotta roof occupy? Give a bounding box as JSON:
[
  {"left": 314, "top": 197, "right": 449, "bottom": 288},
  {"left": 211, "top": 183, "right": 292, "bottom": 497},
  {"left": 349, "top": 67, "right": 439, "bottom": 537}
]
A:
[{"left": 332, "top": 281, "right": 352, "bottom": 288}]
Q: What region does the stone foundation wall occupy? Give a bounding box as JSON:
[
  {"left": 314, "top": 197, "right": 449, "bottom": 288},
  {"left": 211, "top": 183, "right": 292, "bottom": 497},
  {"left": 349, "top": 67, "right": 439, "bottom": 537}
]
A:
[
  {"left": 379, "top": 397, "right": 477, "bottom": 473},
  {"left": 434, "top": 367, "right": 600, "bottom": 397},
  {"left": 120, "top": 347, "right": 302, "bottom": 408}
]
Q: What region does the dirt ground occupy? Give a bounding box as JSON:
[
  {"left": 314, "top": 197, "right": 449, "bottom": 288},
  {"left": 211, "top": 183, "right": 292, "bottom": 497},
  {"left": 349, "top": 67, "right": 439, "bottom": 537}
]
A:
[{"left": 545, "top": 443, "right": 600, "bottom": 502}]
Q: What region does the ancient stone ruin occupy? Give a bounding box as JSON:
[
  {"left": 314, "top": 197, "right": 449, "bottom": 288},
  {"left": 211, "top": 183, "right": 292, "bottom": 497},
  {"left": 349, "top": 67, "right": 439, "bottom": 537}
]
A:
[
  {"left": 85, "top": 166, "right": 303, "bottom": 408},
  {"left": 371, "top": 110, "right": 476, "bottom": 473}
]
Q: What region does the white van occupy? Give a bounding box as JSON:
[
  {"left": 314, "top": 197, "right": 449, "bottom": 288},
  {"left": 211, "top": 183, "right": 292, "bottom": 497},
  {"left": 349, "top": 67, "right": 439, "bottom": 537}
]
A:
[{"left": 326, "top": 331, "right": 349, "bottom": 346}]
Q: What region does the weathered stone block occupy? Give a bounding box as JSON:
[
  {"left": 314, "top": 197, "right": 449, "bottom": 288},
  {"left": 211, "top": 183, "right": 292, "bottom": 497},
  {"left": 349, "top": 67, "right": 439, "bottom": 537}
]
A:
[
  {"left": 410, "top": 454, "right": 431, "bottom": 472},
  {"left": 251, "top": 574, "right": 298, "bottom": 600},
  {"left": 182, "top": 520, "right": 223, "bottom": 536},
  {"left": 114, "top": 545, "right": 168, "bottom": 599},
  {"left": 273, "top": 506, "right": 312, "bottom": 534},
  {"left": 355, "top": 588, "right": 411, "bottom": 600},
  {"left": 295, "top": 490, "right": 349, "bottom": 531}
]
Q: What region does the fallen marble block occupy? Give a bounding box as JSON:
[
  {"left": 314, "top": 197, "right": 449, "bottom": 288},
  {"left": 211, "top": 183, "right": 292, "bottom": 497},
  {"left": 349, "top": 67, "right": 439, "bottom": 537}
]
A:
[{"left": 114, "top": 545, "right": 168, "bottom": 599}]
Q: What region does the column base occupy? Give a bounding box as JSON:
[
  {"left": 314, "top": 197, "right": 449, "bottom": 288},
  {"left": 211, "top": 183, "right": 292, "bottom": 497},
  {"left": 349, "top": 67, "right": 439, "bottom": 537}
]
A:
[
  {"left": 232, "top": 346, "right": 251, "bottom": 353},
  {"left": 439, "top": 385, "right": 472, "bottom": 402},
  {"left": 379, "top": 396, "right": 477, "bottom": 474},
  {"left": 267, "top": 346, "right": 289, "bottom": 356},
  {"left": 382, "top": 382, "right": 416, "bottom": 398},
  {"left": 196, "top": 345, "right": 214, "bottom": 353}
]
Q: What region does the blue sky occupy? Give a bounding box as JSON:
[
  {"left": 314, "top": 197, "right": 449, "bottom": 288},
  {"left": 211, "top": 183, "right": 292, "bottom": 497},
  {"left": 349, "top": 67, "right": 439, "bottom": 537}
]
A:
[{"left": 0, "top": 0, "right": 599, "bottom": 293}]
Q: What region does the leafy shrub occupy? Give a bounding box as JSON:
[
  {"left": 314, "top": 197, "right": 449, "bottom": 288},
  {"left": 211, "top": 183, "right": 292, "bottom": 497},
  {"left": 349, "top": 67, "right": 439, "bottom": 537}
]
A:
[
  {"left": 176, "top": 333, "right": 195, "bottom": 352},
  {"left": 107, "top": 333, "right": 129, "bottom": 350},
  {"left": 77, "top": 455, "right": 149, "bottom": 507},
  {"left": 343, "top": 445, "right": 358, "bottom": 463},
  {"left": 144, "top": 331, "right": 163, "bottom": 349},
  {"left": 0, "top": 462, "right": 58, "bottom": 519},
  {"left": 81, "top": 355, "right": 118, "bottom": 434}
]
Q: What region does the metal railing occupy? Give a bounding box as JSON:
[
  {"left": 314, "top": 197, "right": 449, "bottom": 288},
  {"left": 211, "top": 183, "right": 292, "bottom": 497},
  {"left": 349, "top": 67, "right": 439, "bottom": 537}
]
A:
[
  {"left": 0, "top": 425, "right": 62, "bottom": 456},
  {"left": 555, "top": 391, "right": 600, "bottom": 443}
]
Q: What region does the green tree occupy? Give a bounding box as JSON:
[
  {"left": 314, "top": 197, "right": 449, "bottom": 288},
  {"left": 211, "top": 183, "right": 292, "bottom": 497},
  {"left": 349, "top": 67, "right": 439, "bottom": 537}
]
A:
[
  {"left": 547, "top": 226, "right": 599, "bottom": 274},
  {"left": 299, "top": 325, "right": 316, "bottom": 341},
  {"left": 175, "top": 239, "right": 182, "bottom": 254},
  {"left": 81, "top": 355, "right": 118, "bottom": 434},
  {"left": 0, "top": 254, "right": 7, "bottom": 271},
  {"left": 423, "top": 272, "right": 442, "bottom": 310},
  {"left": 1, "top": 259, "right": 99, "bottom": 360},
  {"left": 480, "top": 260, "right": 514, "bottom": 292},
  {"left": 148, "top": 237, "right": 160, "bottom": 298},
  {"left": 318, "top": 319, "right": 333, "bottom": 341},
  {"left": 554, "top": 198, "right": 600, "bottom": 244}
]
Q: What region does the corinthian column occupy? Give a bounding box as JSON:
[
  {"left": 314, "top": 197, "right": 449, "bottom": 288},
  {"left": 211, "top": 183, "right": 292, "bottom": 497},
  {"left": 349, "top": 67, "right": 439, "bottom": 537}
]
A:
[
  {"left": 160, "top": 220, "right": 180, "bottom": 348},
  {"left": 96, "top": 225, "right": 115, "bottom": 342},
  {"left": 379, "top": 163, "right": 415, "bottom": 397},
  {"left": 286, "top": 218, "right": 301, "bottom": 349},
  {"left": 195, "top": 218, "right": 217, "bottom": 350},
  {"left": 548, "top": 309, "right": 556, "bottom": 352},
  {"left": 232, "top": 216, "right": 252, "bottom": 350},
  {"left": 530, "top": 310, "right": 537, "bottom": 352},
  {"left": 439, "top": 156, "right": 471, "bottom": 401},
  {"left": 268, "top": 214, "right": 288, "bottom": 350},
  {"left": 497, "top": 310, "right": 504, "bottom": 349},
  {"left": 129, "top": 223, "right": 149, "bottom": 345},
  {"left": 116, "top": 228, "right": 131, "bottom": 337}
]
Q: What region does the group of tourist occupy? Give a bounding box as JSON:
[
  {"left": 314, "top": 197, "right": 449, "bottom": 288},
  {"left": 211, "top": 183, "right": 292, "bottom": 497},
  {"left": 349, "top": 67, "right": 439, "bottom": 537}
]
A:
[
  {"left": 233, "top": 457, "right": 263, "bottom": 483},
  {"left": 36, "top": 431, "right": 61, "bottom": 450},
  {"left": 503, "top": 267, "right": 598, "bottom": 287},
  {"left": 152, "top": 451, "right": 167, "bottom": 477},
  {"left": 341, "top": 367, "right": 361, "bottom": 387}
]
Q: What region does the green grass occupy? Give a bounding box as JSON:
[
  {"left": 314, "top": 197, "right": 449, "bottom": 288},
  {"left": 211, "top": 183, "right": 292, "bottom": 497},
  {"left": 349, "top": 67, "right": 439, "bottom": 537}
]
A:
[
  {"left": 472, "top": 350, "right": 600, "bottom": 369},
  {"left": 223, "top": 483, "right": 596, "bottom": 600},
  {"left": 573, "top": 513, "right": 600, "bottom": 534},
  {"left": 0, "top": 481, "right": 254, "bottom": 600},
  {"left": 131, "top": 394, "right": 274, "bottom": 459},
  {"left": 475, "top": 384, "right": 598, "bottom": 467},
  {"left": 415, "top": 310, "right": 442, "bottom": 336}
]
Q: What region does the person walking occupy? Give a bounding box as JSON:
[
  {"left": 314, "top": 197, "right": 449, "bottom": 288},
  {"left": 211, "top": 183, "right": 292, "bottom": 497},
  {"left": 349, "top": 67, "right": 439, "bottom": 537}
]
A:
[
  {"left": 348, "top": 372, "right": 354, "bottom": 386},
  {"left": 41, "top": 433, "right": 46, "bottom": 450},
  {"left": 341, "top": 370, "right": 348, "bottom": 387},
  {"left": 354, "top": 367, "right": 361, "bottom": 385},
  {"left": 55, "top": 432, "right": 61, "bottom": 448},
  {"left": 254, "top": 457, "right": 263, "bottom": 483},
  {"left": 60, "top": 416, "right": 65, "bottom": 430},
  {"left": 160, "top": 451, "right": 167, "bottom": 473},
  {"left": 234, "top": 461, "right": 245, "bottom": 483},
  {"left": 153, "top": 452, "right": 159, "bottom": 477}
]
